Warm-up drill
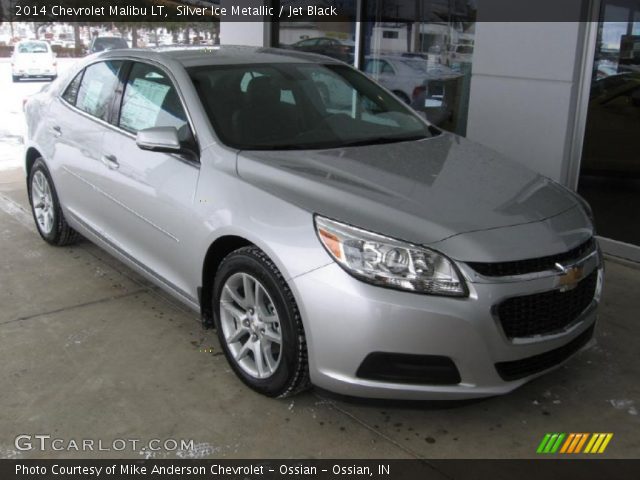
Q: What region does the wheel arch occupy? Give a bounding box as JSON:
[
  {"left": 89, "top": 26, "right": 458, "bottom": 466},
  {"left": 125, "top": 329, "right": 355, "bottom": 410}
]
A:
[
  {"left": 25, "top": 147, "right": 42, "bottom": 178},
  {"left": 200, "top": 235, "right": 254, "bottom": 326}
]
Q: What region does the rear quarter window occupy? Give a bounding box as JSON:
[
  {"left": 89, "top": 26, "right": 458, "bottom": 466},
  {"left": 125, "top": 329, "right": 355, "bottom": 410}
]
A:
[
  {"left": 75, "top": 61, "right": 123, "bottom": 121},
  {"left": 62, "top": 71, "right": 84, "bottom": 106}
]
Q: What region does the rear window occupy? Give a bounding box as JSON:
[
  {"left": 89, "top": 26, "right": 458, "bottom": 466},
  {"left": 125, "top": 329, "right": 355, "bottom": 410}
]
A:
[
  {"left": 17, "top": 42, "right": 49, "bottom": 54},
  {"left": 62, "top": 71, "right": 84, "bottom": 106}
]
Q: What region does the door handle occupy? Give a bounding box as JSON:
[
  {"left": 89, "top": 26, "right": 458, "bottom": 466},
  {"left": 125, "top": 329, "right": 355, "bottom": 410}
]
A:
[
  {"left": 51, "top": 125, "right": 62, "bottom": 137},
  {"left": 101, "top": 154, "right": 119, "bottom": 170}
]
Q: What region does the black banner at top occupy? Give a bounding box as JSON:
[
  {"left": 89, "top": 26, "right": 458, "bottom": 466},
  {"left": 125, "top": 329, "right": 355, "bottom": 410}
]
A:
[{"left": 0, "top": 0, "right": 633, "bottom": 23}]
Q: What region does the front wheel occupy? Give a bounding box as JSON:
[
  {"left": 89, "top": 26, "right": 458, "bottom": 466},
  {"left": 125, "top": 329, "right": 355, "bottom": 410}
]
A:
[
  {"left": 213, "top": 246, "right": 310, "bottom": 397},
  {"left": 28, "top": 158, "right": 80, "bottom": 246}
]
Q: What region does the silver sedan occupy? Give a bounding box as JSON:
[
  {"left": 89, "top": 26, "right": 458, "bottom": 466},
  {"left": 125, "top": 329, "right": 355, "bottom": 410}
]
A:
[{"left": 23, "top": 46, "right": 603, "bottom": 399}]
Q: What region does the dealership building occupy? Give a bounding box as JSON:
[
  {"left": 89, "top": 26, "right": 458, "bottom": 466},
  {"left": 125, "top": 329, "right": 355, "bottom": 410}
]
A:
[{"left": 220, "top": 0, "right": 640, "bottom": 262}]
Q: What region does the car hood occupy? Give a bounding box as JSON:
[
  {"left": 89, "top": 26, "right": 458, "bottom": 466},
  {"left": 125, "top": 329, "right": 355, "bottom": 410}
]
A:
[{"left": 237, "top": 132, "right": 580, "bottom": 251}]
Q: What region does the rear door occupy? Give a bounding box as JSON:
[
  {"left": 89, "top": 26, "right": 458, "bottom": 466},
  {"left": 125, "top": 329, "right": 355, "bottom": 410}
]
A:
[
  {"left": 48, "top": 60, "right": 124, "bottom": 233},
  {"left": 97, "top": 61, "right": 201, "bottom": 300}
]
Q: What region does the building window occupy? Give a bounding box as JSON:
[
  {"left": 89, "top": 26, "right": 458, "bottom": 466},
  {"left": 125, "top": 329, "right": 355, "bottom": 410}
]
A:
[
  {"left": 363, "top": 0, "right": 476, "bottom": 136},
  {"left": 272, "top": 0, "right": 476, "bottom": 136},
  {"left": 275, "top": 1, "right": 357, "bottom": 66}
]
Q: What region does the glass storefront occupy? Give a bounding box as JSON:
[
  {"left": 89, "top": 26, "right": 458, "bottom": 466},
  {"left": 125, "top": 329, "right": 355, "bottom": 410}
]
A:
[
  {"left": 276, "top": 1, "right": 357, "bottom": 65},
  {"left": 273, "top": 0, "right": 476, "bottom": 136},
  {"left": 362, "top": 0, "right": 476, "bottom": 135},
  {"left": 578, "top": 0, "right": 640, "bottom": 247}
]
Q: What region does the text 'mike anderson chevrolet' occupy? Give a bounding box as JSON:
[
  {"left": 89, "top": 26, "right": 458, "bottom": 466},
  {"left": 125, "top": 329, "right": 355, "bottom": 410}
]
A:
[{"left": 23, "top": 46, "right": 603, "bottom": 399}]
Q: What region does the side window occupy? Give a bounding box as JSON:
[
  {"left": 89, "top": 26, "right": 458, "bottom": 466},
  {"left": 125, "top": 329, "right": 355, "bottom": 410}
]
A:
[
  {"left": 297, "top": 38, "right": 318, "bottom": 47},
  {"left": 62, "top": 71, "right": 84, "bottom": 106},
  {"left": 75, "top": 61, "right": 123, "bottom": 121},
  {"left": 118, "top": 63, "right": 189, "bottom": 136}
]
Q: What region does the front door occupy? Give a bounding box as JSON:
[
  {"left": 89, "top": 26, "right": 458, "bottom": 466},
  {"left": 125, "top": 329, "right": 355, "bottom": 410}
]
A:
[{"left": 98, "top": 62, "right": 201, "bottom": 300}]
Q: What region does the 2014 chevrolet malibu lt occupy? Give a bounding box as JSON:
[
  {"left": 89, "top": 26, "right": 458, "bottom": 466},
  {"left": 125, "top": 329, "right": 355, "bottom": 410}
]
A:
[{"left": 23, "top": 47, "right": 603, "bottom": 399}]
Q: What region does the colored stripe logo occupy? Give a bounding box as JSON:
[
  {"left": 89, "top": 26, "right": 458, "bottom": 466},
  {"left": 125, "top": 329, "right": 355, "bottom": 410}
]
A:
[{"left": 537, "top": 433, "right": 613, "bottom": 454}]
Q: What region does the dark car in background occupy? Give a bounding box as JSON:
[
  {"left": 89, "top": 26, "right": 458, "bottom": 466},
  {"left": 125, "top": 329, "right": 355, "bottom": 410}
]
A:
[
  {"left": 288, "top": 37, "right": 354, "bottom": 63},
  {"left": 89, "top": 36, "right": 129, "bottom": 54}
]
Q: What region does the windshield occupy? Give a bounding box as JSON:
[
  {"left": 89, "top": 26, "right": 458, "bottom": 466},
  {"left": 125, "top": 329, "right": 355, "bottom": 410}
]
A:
[
  {"left": 17, "top": 42, "right": 49, "bottom": 54},
  {"left": 188, "top": 63, "right": 438, "bottom": 150}
]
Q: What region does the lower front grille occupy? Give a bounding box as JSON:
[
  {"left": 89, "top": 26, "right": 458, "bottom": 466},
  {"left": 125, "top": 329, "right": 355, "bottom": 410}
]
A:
[
  {"left": 496, "top": 269, "right": 598, "bottom": 339},
  {"left": 495, "top": 325, "right": 595, "bottom": 381}
]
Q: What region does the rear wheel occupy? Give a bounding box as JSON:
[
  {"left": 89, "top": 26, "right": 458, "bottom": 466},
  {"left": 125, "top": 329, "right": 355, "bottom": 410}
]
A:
[
  {"left": 393, "top": 90, "right": 411, "bottom": 104},
  {"left": 213, "top": 246, "right": 310, "bottom": 397},
  {"left": 28, "top": 158, "right": 80, "bottom": 246}
]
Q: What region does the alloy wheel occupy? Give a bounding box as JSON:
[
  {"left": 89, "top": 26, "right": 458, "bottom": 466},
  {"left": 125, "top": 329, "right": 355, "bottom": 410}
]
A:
[
  {"left": 31, "top": 170, "right": 54, "bottom": 235},
  {"left": 219, "top": 272, "right": 283, "bottom": 379}
]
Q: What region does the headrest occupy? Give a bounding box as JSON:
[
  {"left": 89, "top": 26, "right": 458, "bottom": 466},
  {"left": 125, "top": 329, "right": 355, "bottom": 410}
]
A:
[{"left": 246, "top": 76, "right": 281, "bottom": 105}]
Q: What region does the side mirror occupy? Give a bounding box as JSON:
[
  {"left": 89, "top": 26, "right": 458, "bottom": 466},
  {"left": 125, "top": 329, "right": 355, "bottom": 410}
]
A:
[{"left": 136, "top": 127, "right": 182, "bottom": 153}]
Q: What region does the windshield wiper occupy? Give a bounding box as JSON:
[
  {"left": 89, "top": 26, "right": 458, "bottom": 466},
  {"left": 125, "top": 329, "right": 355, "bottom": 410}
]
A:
[
  {"left": 238, "top": 135, "right": 430, "bottom": 151},
  {"left": 335, "top": 135, "right": 428, "bottom": 148}
]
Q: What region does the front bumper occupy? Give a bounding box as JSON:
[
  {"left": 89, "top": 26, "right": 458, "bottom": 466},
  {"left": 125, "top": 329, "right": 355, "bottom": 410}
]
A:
[{"left": 291, "top": 255, "right": 603, "bottom": 400}]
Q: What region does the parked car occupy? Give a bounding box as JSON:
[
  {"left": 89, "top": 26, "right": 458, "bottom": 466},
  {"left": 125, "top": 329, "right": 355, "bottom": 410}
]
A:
[
  {"left": 363, "top": 55, "right": 461, "bottom": 126},
  {"left": 23, "top": 47, "right": 602, "bottom": 400},
  {"left": 363, "top": 56, "right": 423, "bottom": 104},
  {"left": 11, "top": 40, "right": 57, "bottom": 82},
  {"left": 449, "top": 44, "right": 474, "bottom": 64},
  {"left": 88, "top": 36, "right": 129, "bottom": 54},
  {"left": 365, "top": 56, "right": 460, "bottom": 99},
  {"left": 287, "top": 37, "right": 354, "bottom": 63}
]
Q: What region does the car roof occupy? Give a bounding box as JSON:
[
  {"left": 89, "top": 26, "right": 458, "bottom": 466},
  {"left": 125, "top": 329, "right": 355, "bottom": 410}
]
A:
[{"left": 96, "top": 45, "right": 342, "bottom": 67}]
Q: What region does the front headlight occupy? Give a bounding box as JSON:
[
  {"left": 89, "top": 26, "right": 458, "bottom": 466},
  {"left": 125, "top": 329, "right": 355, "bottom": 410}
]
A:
[{"left": 315, "top": 216, "right": 467, "bottom": 297}]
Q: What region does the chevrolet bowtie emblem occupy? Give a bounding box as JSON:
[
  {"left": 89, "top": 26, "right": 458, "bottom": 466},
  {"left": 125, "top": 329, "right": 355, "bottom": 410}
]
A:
[{"left": 556, "top": 263, "right": 584, "bottom": 291}]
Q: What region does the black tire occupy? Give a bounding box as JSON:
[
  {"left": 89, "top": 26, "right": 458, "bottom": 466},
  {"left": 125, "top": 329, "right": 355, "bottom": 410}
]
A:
[
  {"left": 28, "top": 158, "right": 81, "bottom": 246},
  {"left": 12, "top": 75, "right": 20, "bottom": 83},
  {"left": 213, "top": 246, "right": 310, "bottom": 398},
  {"left": 393, "top": 90, "right": 411, "bottom": 104}
]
